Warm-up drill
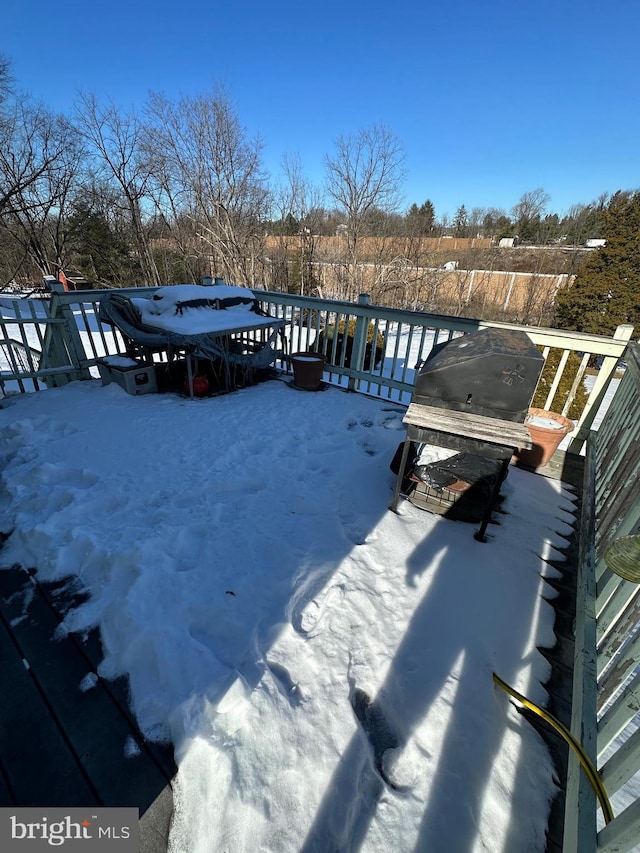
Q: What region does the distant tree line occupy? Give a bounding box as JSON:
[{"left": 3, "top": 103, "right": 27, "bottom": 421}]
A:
[{"left": 0, "top": 56, "right": 637, "bottom": 335}]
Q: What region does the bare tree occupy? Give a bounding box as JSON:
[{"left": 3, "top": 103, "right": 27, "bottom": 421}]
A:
[
  {"left": 270, "top": 153, "right": 303, "bottom": 293},
  {"left": 0, "top": 55, "right": 12, "bottom": 104},
  {"left": 272, "top": 152, "right": 325, "bottom": 294},
  {"left": 76, "top": 93, "right": 160, "bottom": 287},
  {"left": 324, "top": 125, "right": 405, "bottom": 294},
  {"left": 0, "top": 98, "right": 68, "bottom": 220},
  {"left": 141, "top": 136, "right": 204, "bottom": 285},
  {"left": 370, "top": 255, "right": 426, "bottom": 310},
  {"left": 511, "top": 188, "right": 551, "bottom": 243},
  {"left": 143, "top": 88, "right": 269, "bottom": 286},
  {"left": 0, "top": 89, "right": 85, "bottom": 283},
  {"left": 511, "top": 188, "right": 551, "bottom": 222},
  {"left": 468, "top": 207, "right": 485, "bottom": 237}
]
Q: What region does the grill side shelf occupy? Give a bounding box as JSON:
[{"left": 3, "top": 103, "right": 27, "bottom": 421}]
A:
[{"left": 403, "top": 403, "right": 533, "bottom": 451}]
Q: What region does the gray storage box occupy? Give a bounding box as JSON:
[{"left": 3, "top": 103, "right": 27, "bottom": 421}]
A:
[{"left": 98, "top": 357, "right": 157, "bottom": 395}]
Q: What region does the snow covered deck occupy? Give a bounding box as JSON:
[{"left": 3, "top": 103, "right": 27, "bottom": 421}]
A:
[{"left": 0, "top": 376, "right": 582, "bottom": 852}]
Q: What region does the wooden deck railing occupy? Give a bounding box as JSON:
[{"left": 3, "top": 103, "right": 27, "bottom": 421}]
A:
[
  {"left": 565, "top": 342, "right": 640, "bottom": 853},
  {"left": 0, "top": 283, "right": 633, "bottom": 457}
]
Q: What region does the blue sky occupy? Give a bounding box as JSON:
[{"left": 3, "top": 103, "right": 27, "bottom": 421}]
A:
[{"left": 4, "top": 0, "right": 639, "bottom": 219}]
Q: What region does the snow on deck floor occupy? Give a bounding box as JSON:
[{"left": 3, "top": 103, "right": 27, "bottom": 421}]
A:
[{"left": 0, "top": 378, "right": 577, "bottom": 852}]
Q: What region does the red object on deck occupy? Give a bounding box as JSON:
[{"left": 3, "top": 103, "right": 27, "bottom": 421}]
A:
[{"left": 184, "top": 375, "right": 210, "bottom": 397}]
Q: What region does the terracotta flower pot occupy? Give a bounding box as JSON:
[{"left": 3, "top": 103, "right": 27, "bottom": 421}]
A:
[
  {"left": 291, "top": 352, "right": 325, "bottom": 390},
  {"left": 516, "top": 407, "right": 575, "bottom": 467}
]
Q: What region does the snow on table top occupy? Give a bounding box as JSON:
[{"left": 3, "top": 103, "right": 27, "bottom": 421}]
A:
[
  {"left": 0, "top": 379, "right": 575, "bottom": 852},
  {"left": 131, "top": 284, "right": 279, "bottom": 336}
]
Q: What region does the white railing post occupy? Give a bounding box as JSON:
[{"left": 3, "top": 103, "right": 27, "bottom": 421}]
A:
[
  {"left": 348, "top": 293, "right": 371, "bottom": 392},
  {"left": 567, "top": 324, "right": 635, "bottom": 453}
]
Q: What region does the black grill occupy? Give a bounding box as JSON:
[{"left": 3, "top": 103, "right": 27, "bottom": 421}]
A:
[{"left": 414, "top": 327, "right": 544, "bottom": 423}]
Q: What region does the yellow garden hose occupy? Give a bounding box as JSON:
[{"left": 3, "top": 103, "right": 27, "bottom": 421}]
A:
[{"left": 492, "top": 672, "right": 614, "bottom": 825}]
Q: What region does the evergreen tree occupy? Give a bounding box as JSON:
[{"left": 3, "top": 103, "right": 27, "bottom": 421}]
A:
[
  {"left": 482, "top": 208, "right": 508, "bottom": 237},
  {"left": 555, "top": 190, "right": 640, "bottom": 335},
  {"left": 282, "top": 212, "right": 300, "bottom": 235},
  {"left": 419, "top": 199, "right": 435, "bottom": 231},
  {"left": 406, "top": 199, "right": 435, "bottom": 235},
  {"left": 67, "top": 203, "right": 138, "bottom": 286},
  {"left": 453, "top": 204, "right": 468, "bottom": 236},
  {"left": 540, "top": 213, "right": 560, "bottom": 244},
  {"left": 495, "top": 215, "right": 515, "bottom": 240},
  {"left": 560, "top": 200, "right": 608, "bottom": 246}
]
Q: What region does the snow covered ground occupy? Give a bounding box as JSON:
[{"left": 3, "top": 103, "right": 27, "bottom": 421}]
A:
[{"left": 0, "top": 375, "right": 578, "bottom": 852}]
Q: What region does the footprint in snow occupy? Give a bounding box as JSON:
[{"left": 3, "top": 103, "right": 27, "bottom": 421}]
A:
[
  {"left": 265, "top": 660, "right": 303, "bottom": 707},
  {"left": 351, "top": 687, "right": 410, "bottom": 793},
  {"left": 347, "top": 416, "right": 374, "bottom": 430},
  {"left": 338, "top": 508, "right": 375, "bottom": 546},
  {"left": 292, "top": 582, "right": 345, "bottom": 638},
  {"left": 358, "top": 438, "right": 378, "bottom": 457}
]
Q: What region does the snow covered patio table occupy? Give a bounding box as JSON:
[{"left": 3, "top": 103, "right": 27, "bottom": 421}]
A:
[
  {"left": 0, "top": 377, "right": 577, "bottom": 852},
  {"left": 98, "top": 284, "right": 286, "bottom": 394}
]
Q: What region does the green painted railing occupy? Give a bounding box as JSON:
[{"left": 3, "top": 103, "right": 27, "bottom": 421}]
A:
[
  {"left": 0, "top": 283, "right": 634, "bottom": 457},
  {"left": 565, "top": 342, "right": 640, "bottom": 853},
  {"left": 253, "top": 290, "right": 633, "bottom": 455}
]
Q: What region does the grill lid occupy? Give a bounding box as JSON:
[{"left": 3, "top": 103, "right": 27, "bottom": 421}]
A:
[{"left": 413, "top": 327, "right": 544, "bottom": 422}]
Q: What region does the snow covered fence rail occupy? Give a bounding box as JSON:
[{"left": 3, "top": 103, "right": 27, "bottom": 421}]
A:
[
  {"left": 565, "top": 342, "right": 640, "bottom": 853},
  {"left": 2, "top": 282, "right": 633, "bottom": 456}
]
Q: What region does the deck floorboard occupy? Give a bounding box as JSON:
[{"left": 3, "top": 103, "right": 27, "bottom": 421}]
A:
[{"left": 0, "top": 567, "right": 175, "bottom": 850}]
